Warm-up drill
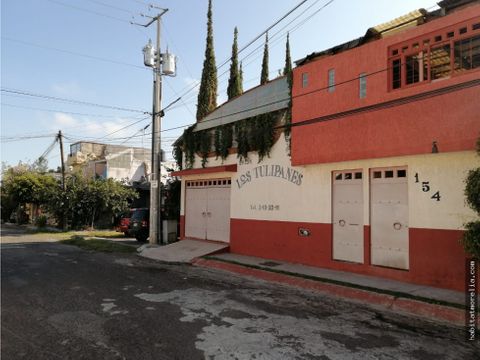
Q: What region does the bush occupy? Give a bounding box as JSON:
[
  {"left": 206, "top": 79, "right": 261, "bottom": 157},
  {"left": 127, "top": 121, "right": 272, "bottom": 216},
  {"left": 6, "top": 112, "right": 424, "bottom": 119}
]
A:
[
  {"left": 462, "top": 221, "right": 480, "bottom": 260},
  {"left": 35, "top": 215, "right": 48, "bottom": 228},
  {"left": 465, "top": 168, "right": 480, "bottom": 214},
  {"left": 462, "top": 136, "right": 480, "bottom": 260}
]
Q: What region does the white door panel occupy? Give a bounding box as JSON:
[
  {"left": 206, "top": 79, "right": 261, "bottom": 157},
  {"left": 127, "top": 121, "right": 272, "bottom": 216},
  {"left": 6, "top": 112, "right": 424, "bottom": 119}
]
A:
[
  {"left": 371, "top": 168, "right": 409, "bottom": 270},
  {"left": 185, "top": 186, "right": 207, "bottom": 239},
  {"left": 184, "top": 179, "right": 231, "bottom": 243},
  {"left": 332, "top": 170, "right": 364, "bottom": 263},
  {"left": 206, "top": 186, "right": 231, "bottom": 242}
]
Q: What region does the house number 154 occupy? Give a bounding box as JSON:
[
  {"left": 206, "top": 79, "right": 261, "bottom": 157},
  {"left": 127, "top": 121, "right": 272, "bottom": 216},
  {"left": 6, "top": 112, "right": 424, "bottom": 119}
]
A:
[{"left": 414, "top": 173, "right": 441, "bottom": 201}]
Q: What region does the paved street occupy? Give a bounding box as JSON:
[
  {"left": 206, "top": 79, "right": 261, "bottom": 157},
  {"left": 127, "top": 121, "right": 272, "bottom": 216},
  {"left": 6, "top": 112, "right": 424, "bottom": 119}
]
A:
[{"left": 1, "top": 239, "right": 478, "bottom": 359}]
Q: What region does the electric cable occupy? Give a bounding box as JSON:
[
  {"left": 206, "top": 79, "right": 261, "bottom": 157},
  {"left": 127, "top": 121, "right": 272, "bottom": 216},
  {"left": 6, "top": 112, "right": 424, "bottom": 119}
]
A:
[
  {"left": 45, "top": 0, "right": 132, "bottom": 24},
  {"left": 2, "top": 37, "right": 146, "bottom": 70},
  {"left": 1, "top": 88, "right": 148, "bottom": 114}
]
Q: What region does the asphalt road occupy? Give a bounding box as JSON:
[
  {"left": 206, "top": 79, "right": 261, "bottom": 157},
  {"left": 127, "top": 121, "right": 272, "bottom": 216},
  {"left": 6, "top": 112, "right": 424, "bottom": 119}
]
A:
[{"left": 1, "top": 239, "right": 478, "bottom": 359}]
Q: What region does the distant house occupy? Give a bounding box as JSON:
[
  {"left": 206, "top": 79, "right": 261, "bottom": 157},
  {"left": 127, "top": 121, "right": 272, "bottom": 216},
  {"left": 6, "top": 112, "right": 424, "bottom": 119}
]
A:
[{"left": 67, "top": 141, "right": 151, "bottom": 184}]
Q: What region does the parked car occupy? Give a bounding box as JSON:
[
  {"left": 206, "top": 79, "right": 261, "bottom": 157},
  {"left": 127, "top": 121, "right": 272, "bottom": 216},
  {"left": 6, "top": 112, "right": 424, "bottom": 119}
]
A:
[
  {"left": 117, "top": 210, "right": 134, "bottom": 237},
  {"left": 128, "top": 208, "right": 149, "bottom": 242}
]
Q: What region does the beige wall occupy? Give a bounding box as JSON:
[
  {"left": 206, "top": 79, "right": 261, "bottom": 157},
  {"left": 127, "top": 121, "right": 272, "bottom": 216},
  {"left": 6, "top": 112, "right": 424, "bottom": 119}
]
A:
[{"left": 180, "top": 135, "right": 478, "bottom": 230}]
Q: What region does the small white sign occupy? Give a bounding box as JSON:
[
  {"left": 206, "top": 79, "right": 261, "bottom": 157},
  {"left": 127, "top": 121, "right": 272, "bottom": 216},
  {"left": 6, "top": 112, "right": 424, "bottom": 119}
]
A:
[{"left": 151, "top": 180, "right": 158, "bottom": 188}]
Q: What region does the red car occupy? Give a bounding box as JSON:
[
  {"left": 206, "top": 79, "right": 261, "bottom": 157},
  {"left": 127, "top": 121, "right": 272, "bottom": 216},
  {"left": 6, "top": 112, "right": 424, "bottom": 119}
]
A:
[{"left": 117, "top": 210, "right": 134, "bottom": 236}]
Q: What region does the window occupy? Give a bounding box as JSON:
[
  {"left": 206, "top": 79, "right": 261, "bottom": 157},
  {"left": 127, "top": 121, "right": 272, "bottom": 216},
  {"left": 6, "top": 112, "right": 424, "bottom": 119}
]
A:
[
  {"left": 373, "top": 171, "right": 382, "bottom": 179},
  {"left": 392, "top": 59, "right": 402, "bottom": 89},
  {"left": 302, "top": 73, "right": 308, "bottom": 88},
  {"left": 355, "top": 172, "right": 362, "bottom": 179},
  {"left": 385, "top": 170, "right": 394, "bottom": 178},
  {"left": 430, "top": 44, "right": 451, "bottom": 80},
  {"left": 359, "top": 73, "right": 367, "bottom": 98},
  {"left": 405, "top": 53, "right": 427, "bottom": 84},
  {"left": 70, "top": 143, "right": 81, "bottom": 156},
  {"left": 389, "top": 22, "right": 480, "bottom": 90},
  {"left": 328, "top": 69, "right": 335, "bottom": 92},
  {"left": 454, "top": 35, "right": 480, "bottom": 74}
]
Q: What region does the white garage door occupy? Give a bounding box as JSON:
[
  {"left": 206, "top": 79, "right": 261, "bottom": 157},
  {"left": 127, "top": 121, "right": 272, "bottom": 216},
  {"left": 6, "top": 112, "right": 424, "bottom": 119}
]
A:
[
  {"left": 370, "top": 167, "right": 409, "bottom": 270},
  {"left": 332, "top": 170, "right": 364, "bottom": 263},
  {"left": 185, "top": 179, "right": 231, "bottom": 243}
]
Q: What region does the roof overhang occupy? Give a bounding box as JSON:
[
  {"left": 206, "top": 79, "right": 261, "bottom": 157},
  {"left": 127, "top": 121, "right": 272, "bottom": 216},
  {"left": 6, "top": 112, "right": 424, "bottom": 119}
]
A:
[
  {"left": 194, "top": 77, "right": 289, "bottom": 132},
  {"left": 171, "top": 164, "right": 237, "bottom": 177}
]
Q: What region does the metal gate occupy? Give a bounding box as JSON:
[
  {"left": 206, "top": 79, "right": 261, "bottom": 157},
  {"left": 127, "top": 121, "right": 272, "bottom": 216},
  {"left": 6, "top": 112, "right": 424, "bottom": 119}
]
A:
[
  {"left": 370, "top": 167, "right": 409, "bottom": 270},
  {"left": 332, "top": 170, "right": 364, "bottom": 263},
  {"left": 185, "top": 179, "right": 231, "bottom": 243}
]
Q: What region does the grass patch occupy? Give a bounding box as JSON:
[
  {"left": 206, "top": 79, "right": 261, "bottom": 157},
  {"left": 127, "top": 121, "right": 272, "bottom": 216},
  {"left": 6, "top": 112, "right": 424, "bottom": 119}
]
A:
[
  {"left": 74, "top": 230, "right": 126, "bottom": 239},
  {"left": 60, "top": 235, "right": 136, "bottom": 253}
]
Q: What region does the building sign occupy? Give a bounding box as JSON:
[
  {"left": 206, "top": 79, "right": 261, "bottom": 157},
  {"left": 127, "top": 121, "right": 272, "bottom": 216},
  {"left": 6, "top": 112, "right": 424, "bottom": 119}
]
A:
[{"left": 236, "top": 164, "right": 303, "bottom": 189}]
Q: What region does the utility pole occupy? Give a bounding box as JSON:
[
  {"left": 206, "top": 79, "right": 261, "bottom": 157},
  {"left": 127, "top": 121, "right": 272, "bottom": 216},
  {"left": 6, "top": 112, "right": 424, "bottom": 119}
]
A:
[
  {"left": 135, "top": 8, "right": 170, "bottom": 245},
  {"left": 57, "top": 130, "right": 66, "bottom": 230}
]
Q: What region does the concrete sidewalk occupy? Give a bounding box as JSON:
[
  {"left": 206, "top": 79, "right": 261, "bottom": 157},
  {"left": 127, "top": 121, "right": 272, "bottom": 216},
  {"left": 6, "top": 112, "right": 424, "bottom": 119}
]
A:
[
  {"left": 138, "top": 239, "right": 229, "bottom": 263},
  {"left": 192, "top": 253, "right": 467, "bottom": 326}
]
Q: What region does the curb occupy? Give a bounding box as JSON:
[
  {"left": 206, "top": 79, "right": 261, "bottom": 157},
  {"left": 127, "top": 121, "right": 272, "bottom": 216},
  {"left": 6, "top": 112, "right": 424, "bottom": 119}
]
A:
[{"left": 192, "top": 257, "right": 465, "bottom": 326}]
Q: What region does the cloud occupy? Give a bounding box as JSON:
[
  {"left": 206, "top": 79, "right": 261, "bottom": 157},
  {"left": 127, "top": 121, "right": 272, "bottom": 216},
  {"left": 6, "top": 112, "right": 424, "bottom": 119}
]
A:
[
  {"left": 53, "top": 113, "right": 77, "bottom": 126},
  {"left": 49, "top": 113, "right": 149, "bottom": 143}
]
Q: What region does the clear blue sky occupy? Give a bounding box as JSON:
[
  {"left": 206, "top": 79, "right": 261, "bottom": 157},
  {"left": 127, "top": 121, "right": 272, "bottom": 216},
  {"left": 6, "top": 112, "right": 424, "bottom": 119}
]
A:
[{"left": 1, "top": 0, "right": 439, "bottom": 170}]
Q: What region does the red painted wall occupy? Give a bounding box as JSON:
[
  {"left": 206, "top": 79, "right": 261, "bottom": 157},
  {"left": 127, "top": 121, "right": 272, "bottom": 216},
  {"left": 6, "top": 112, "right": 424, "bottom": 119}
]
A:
[
  {"left": 179, "top": 215, "right": 185, "bottom": 239},
  {"left": 291, "top": 5, "right": 480, "bottom": 166},
  {"left": 230, "top": 218, "right": 466, "bottom": 291}
]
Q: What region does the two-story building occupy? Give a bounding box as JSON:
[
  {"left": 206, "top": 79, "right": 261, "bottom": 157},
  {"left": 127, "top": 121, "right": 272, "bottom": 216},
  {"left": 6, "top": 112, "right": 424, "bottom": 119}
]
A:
[
  {"left": 67, "top": 141, "right": 152, "bottom": 183},
  {"left": 173, "top": 0, "right": 480, "bottom": 291}
]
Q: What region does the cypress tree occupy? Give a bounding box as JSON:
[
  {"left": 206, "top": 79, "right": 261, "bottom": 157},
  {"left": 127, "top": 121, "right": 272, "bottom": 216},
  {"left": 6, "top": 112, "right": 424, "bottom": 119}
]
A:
[
  {"left": 239, "top": 61, "right": 244, "bottom": 93},
  {"left": 196, "top": 0, "right": 218, "bottom": 121},
  {"left": 260, "top": 33, "right": 269, "bottom": 85},
  {"left": 227, "top": 27, "right": 242, "bottom": 100},
  {"left": 283, "top": 33, "right": 292, "bottom": 76}
]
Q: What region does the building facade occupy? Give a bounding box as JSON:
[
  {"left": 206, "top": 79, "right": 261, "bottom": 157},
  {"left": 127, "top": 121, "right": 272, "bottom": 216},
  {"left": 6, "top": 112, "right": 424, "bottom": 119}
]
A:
[
  {"left": 67, "top": 141, "right": 151, "bottom": 183},
  {"left": 173, "top": 0, "right": 480, "bottom": 291}
]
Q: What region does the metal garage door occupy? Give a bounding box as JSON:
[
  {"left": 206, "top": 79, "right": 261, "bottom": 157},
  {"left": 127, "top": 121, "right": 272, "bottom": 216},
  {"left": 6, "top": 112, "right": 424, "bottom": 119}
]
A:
[
  {"left": 370, "top": 167, "right": 409, "bottom": 270},
  {"left": 185, "top": 179, "right": 231, "bottom": 243},
  {"left": 332, "top": 170, "right": 364, "bottom": 263}
]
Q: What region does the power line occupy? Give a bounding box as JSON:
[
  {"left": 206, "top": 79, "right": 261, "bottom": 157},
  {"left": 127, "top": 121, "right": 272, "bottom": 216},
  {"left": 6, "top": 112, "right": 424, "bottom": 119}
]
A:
[
  {"left": 98, "top": 116, "right": 151, "bottom": 139},
  {"left": 83, "top": 0, "right": 136, "bottom": 15},
  {"left": 46, "top": 0, "right": 132, "bottom": 24},
  {"left": 217, "top": 0, "right": 310, "bottom": 70},
  {"left": 1, "top": 88, "right": 148, "bottom": 114},
  {"left": 1, "top": 134, "right": 57, "bottom": 143},
  {"left": 1, "top": 103, "right": 146, "bottom": 119},
  {"left": 2, "top": 37, "right": 146, "bottom": 70}
]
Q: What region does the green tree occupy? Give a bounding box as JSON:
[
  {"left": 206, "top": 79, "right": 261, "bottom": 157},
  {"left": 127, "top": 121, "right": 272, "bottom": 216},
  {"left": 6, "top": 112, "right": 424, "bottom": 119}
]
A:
[
  {"left": 46, "top": 174, "right": 138, "bottom": 229},
  {"left": 283, "top": 33, "right": 293, "bottom": 143},
  {"left": 463, "top": 138, "right": 480, "bottom": 260},
  {"left": 1, "top": 165, "right": 57, "bottom": 223},
  {"left": 227, "top": 27, "right": 242, "bottom": 100},
  {"left": 283, "top": 33, "right": 292, "bottom": 76},
  {"left": 196, "top": 0, "right": 218, "bottom": 121},
  {"left": 260, "top": 32, "right": 269, "bottom": 85},
  {"left": 239, "top": 61, "right": 244, "bottom": 93}
]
